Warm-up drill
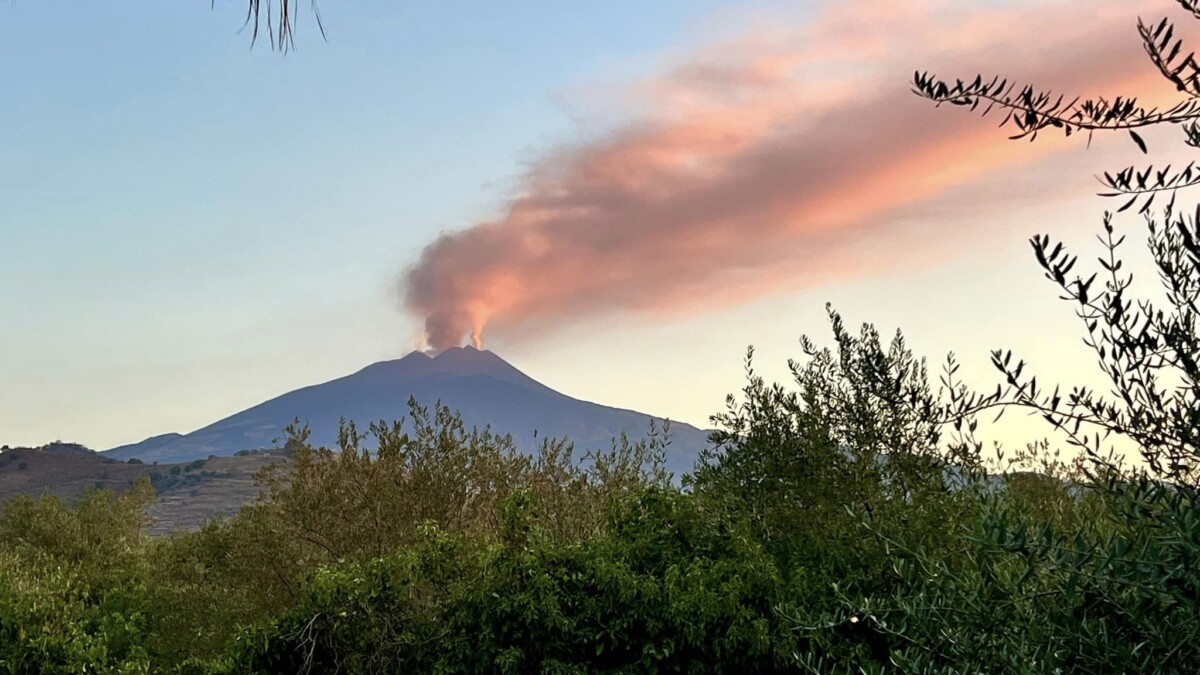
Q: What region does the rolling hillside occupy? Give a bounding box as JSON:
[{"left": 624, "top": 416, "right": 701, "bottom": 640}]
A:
[{"left": 0, "top": 443, "right": 288, "bottom": 534}]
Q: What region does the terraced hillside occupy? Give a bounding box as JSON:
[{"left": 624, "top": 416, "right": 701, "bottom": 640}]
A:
[{"left": 0, "top": 442, "right": 288, "bottom": 535}]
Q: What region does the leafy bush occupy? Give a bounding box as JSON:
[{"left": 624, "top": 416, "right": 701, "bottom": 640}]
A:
[
  {"left": 691, "top": 306, "right": 980, "bottom": 600},
  {"left": 0, "top": 485, "right": 158, "bottom": 673},
  {"left": 250, "top": 399, "right": 669, "bottom": 567},
  {"left": 227, "top": 489, "right": 799, "bottom": 674},
  {"left": 787, "top": 474, "right": 1199, "bottom": 673},
  {"left": 0, "top": 480, "right": 153, "bottom": 587},
  {"left": 0, "top": 550, "right": 153, "bottom": 674}
]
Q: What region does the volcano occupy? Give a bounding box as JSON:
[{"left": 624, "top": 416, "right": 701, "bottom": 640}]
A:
[{"left": 104, "top": 347, "right": 710, "bottom": 475}]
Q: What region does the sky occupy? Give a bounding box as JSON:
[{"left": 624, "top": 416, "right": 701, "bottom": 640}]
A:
[{"left": 0, "top": 0, "right": 1188, "bottom": 452}]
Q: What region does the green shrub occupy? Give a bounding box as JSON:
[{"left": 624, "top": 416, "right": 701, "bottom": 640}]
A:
[
  {"left": 787, "top": 474, "right": 1200, "bottom": 673},
  {"left": 226, "top": 489, "right": 799, "bottom": 674},
  {"left": 0, "top": 487, "right": 160, "bottom": 675},
  {"left": 0, "top": 550, "right": 153, "bottom": 674}
]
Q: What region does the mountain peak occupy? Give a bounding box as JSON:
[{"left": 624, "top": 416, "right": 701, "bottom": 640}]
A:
[
  {"left": 103, "top": 346, "right": 711, "bottom": 475},
  {"left": 350, "top": 347, "right": 541, "bottom": 392},
  {"left": 419, "top": 346, "right": 520, "bottom": 380},
  {"left": 431, "top": 344, "right": 496, "bottom": 365},
  {"left": 395, "top": 350, "right": 433, "bottom": 365}
]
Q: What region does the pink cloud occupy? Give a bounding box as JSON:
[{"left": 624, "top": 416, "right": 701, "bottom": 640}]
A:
[{"left": 403, "top": 0, "right": 1178, "bottom": 351}]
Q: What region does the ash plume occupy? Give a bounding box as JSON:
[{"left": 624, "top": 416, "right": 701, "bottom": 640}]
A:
[{"left": 404, "top": 0, "right": 1164, "bottom": 351}]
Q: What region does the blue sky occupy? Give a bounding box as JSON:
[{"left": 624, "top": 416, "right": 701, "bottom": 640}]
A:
[
  {"left": 0, "top": 1, "right": 742, "bottom": 446},
  {"left": 0, "top": 0, "right": 1154, "bottom": 450}
]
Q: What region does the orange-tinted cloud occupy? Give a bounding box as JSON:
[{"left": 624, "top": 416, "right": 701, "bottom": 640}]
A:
[{"left": 404, "top": 0, "right": 1175, "bottom": 351}]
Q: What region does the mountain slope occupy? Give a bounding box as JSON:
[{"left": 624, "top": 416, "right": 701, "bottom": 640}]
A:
[{"left": 105, "top": 347, "right": 711, "bottom": 475}]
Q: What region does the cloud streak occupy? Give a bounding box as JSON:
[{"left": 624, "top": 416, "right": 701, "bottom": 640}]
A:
[{"left": 403, "top": 0, "right": 1171, "bottom": 351}]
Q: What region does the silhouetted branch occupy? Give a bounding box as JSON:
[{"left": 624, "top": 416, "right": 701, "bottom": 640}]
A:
[
  {"left": 916, "top": 9, "right": 1200, "bottom": 210},
  {"left": 1178, "top": 0, "right": 1200, "bottom": 21},
  {"left": 1140, "top": 17, "right": 1200, "bottom": 98},
  {"left": 236, "top": 0, "right": 326, "bottom": 51},
  {"left": 913, "top": 71, "right": 1200, "bottom": 142}
]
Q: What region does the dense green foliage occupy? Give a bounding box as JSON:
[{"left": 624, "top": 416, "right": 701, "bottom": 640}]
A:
[
  {"left": 2, "top": 312, "right": 1198, "bottom": 672},
  {"left": 227, "top": 490, "right": 797, "bottom": 673}
]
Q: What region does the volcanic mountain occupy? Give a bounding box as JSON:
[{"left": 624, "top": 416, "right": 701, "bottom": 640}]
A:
[{"left": 104, "top": 347, "right": 711, "bottom": 475}]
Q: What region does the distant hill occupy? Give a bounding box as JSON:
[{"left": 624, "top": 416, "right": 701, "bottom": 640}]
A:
[
  {"left": 104, "top": 347, "right": 711, "bottom": 475},
  {"left": 0, "top": 444, "right": 288, "bottom": 534}
]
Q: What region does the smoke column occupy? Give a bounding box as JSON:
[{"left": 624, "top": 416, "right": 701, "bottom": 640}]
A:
[{"left": 404, "top": 0, "right": 1164, "bottom": 351}]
